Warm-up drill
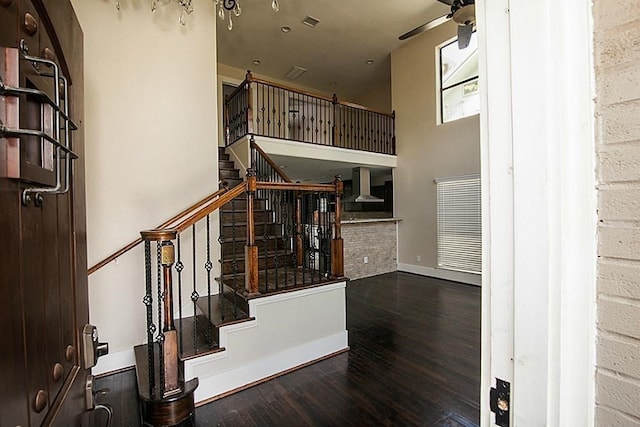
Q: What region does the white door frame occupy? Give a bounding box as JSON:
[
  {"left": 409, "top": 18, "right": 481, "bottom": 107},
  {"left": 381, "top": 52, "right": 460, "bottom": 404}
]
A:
[{"left": 478, "top": 0, "right": 597, "bottom": 425}]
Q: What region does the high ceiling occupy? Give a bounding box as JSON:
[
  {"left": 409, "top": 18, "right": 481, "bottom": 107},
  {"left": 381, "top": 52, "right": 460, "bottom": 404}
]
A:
[{"left": 216, "top": 0, "right": 450, "bottom": 103}]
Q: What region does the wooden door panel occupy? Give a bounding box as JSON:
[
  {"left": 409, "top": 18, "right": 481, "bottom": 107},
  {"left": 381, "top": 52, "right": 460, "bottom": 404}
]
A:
[
  {"left": 0, "top": 180, "right": 30, "bottom": 426},
  {"left": 0, "top": 1, "right": 18, "bottom": 48},
  {"left": 0, "top": 0, "right": 87, "bottom": 425},
  {"left": 20, "top": 187, "right": 50, "bottom": 426}
]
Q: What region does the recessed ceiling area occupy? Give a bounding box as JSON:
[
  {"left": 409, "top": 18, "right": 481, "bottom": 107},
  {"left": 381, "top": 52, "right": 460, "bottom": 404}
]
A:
[
  {"left": 216, "top": 0, "right": 449, "bottom": 103},
  {"left": 268, "top": 154, "right": 392, "bottom": 184}
]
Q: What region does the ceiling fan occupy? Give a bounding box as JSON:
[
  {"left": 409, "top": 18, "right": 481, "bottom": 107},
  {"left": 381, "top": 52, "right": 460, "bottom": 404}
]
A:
[{"left": 399, "top": 0, "right": 476, "bottom": 49}]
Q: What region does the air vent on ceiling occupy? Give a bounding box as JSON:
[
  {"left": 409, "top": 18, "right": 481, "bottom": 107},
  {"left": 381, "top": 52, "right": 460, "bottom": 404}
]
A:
[
  {"left": 302, "top": 15, "right": 320, "bottom": 28},
  {"left": 284, "top": 66, "right": 307, "bottom": 80}
]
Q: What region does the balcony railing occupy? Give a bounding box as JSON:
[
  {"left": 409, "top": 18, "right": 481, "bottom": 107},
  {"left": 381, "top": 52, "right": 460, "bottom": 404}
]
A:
[{"left": 225, "top": 71, "right": 396, "bottom": 155}]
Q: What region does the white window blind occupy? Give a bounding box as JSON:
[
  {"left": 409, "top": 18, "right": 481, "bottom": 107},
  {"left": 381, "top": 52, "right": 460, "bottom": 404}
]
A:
[{"left": 436, "top": 174, "right": 481, "bottom": 274}]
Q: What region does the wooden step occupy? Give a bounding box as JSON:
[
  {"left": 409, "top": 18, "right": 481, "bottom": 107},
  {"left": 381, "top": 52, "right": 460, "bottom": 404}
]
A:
[
  {"left": 219, "top": 268, "right": 338, "bottom": 314},
  {"left": 220, "top": 249, "right": 293, "bottom": 274},
  {"left": 219, "top": 168, "right": 240, "bottom": 180},
  {"left": 221, "top": 198, "right": 267, "bottom": 212},
  {"left": 176, "top": 294, "right": 251, "bottom": 360},
  {"left": 220, "top": 177, "right": 243, "bottom": 189},
  {"left": 220, "top": 222, "right": 279, "bottom": 239},
  {"left": 219, "top": 160, "right": 235, "bottom": 169},
  {"left": 221, "top": 209, "right": 272, "bottom": 223},
  {"left": 218, "top": 147, "right": 229, "bottom": 161},
  {"left": 221, "top": 235, "right": 288, "bottom": 256}
]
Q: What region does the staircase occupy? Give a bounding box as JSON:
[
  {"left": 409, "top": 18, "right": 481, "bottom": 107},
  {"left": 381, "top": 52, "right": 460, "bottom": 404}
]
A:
[{"left": 132, "top": 144, "right": 346, "bottom": 425}]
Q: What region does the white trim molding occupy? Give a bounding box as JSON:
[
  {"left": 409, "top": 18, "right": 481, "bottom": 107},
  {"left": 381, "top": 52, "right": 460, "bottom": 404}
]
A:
[
  {"left": 398, "top": 263, "right": 481, "bottom": 286},
  {"left": 478, "top": 0, "right": 597, "bottom": 424}
]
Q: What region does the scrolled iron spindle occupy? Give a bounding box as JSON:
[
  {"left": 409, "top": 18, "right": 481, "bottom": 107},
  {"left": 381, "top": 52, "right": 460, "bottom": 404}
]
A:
[
  {"left": 143, "top": 241, "right": 155, "bottom": 396},
  {"left": 140, "top": 229, "right": 180, "bottom": 397}
]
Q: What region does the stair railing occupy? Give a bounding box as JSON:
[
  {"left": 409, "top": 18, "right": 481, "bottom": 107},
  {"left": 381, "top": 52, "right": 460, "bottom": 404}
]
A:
[
  {"left": 134, "top": 162, "right": 344, "bottom": 412},
  {"left": 225, "top": 70, "right": 396, "bottom": 155}
]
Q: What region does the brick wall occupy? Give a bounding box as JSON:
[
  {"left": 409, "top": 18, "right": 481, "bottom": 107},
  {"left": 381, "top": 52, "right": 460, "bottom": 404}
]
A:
[
  {"left": 594, "top": 0, "right": 640, "bottom": 424},
  {"left": 342, "top": 221, "right": 398, "bottom": 280}
]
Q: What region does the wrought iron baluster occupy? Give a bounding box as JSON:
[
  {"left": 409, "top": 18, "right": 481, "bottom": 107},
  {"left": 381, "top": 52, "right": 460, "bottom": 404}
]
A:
[
  {"left": 143, "top": 241, "right": 155, "bottom": 396},
  {"left": 156, "top": 242, "right": 165, "bottom": 396},
  {"left": 205, "top": 214, "right": 213, "bottom": 347},
  {"left": 176, "top": 235, "right": 184, "bottom": 358},
  {"left": 191, "top": 224, "right": 198, "bottom": 355}
]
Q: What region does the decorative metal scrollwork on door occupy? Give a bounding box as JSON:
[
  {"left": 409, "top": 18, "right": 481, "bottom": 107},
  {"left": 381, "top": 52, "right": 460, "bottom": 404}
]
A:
[{"left": 0, "top": 39, "right": 79, "bottom": 206}]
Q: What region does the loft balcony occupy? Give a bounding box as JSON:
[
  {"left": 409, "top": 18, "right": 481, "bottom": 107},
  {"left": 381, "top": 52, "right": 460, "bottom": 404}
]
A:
[{"left": 225, "top": 71, "right": 396, "bottom": 156}]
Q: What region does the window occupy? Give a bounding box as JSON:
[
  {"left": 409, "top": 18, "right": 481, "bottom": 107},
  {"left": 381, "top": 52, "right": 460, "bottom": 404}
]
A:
[
  {"left": 438, "top": 33, "right": 479, "bottom": 124},
  {"left": 436, "top": 175, "right": 481, "bottom": 274}
]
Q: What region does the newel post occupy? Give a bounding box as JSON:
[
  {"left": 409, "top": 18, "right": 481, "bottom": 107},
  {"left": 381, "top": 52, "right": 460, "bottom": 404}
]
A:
[
  {"left": 140, "top": 229, "right": 180, "bottom": 397},
  {"left": 245, "top": 169, "right": 259, "bottom": 295},
  {"left": 331, "top": 176, "right": 344, "bottom": 278},
  {"left": 246, "top": 70, "right": 254, "bottom": 135}
]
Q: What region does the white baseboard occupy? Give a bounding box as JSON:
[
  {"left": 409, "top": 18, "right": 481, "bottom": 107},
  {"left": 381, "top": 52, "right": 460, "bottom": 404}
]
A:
[
  {"left": 191, "top": 331, "right": 348, "bottom": 403},
  {"left": 92, "top": 348, "right": 135, "bottom": 376},
  {"left": 398, "top": 263, "right": 481, "bottom": 286}
]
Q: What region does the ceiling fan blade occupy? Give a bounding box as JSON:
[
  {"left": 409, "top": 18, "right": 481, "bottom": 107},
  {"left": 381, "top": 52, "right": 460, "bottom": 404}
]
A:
[
  {"left": 457, "top": 23, "right": 473, "bottom": 49},
  {"left": 399, "top": 14, "right": 450, "bottom": 41}
]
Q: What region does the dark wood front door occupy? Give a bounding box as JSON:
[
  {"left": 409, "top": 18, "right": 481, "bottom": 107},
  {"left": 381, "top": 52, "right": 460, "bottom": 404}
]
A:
[{"left": 0, "top": 0, "right": 89, "bottom": 425}]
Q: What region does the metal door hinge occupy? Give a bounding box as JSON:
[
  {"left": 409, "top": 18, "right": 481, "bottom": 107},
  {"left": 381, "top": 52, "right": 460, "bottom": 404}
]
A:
[{"left": 490, "top": 378, "right": 510, "bottom": 427}]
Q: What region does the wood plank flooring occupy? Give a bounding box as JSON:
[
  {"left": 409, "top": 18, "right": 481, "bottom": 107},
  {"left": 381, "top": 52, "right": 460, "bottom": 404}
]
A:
[{"left": 93, "top": 272, "right": 480, "bottom": 426}]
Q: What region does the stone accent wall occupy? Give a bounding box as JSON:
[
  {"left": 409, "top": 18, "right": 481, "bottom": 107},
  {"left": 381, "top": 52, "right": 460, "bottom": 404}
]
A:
[
  {"left": 343, "top": 221, "right": 398, "bottom": 280},
  {"left": 594, "top": 1, "right": 640, "bottom": 424}
]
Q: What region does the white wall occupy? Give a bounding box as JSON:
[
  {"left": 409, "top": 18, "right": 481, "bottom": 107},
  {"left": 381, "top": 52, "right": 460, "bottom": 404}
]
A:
[
  {"left": 71, "top": 0, "right": 219, "bottom": 372},
  {"left": 391, "top": 21, "right": 481, "bottom": 285}
]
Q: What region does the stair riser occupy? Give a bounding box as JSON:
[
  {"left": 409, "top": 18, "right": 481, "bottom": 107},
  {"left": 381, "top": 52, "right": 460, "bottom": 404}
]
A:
[
  {"left": 219, "top": 169, "right": 240, "bottom": 179},
  {"left": 221, "top": 199, "right": 267, "bottom": 212},
  {"left": 221, "top": 223, "right": 279, "bottom": 239},
  {"left": 221, "top": 211, "right": 273, "bottom": 223},
  {"left": 219, "top": 160, "right": 235, "bottom": 169},
  {"left": 221, "top": 238, "right": 288, "bottom": 256},
  {"left": 221, "top": 254, "right": 293, "bottom": 275}
]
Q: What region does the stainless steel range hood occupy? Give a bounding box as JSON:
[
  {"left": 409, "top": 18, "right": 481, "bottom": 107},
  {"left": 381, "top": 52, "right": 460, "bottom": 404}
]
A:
[{"left": 345, "top": 167, "right": 384, "bottom": 203}]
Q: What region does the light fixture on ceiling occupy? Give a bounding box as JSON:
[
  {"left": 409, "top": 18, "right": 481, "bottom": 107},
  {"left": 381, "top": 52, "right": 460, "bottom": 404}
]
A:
[
  {"left": 213, "top": 0, "right": 280, "bottom": 31},
  {"left": 366, "top": 59, "right": 375, "bottom": 65},
  {"left": 281, "top": 26, "right": 291, "bottom": 33},
  {"left": 115, "top": 0, "right": 280, "bottom": 27},
  {"left": 252, "top": 59, "right": 261, "bottom": 65}
]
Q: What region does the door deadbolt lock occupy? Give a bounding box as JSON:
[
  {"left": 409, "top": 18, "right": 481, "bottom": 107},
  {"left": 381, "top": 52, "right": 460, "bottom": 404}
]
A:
[{"left": 82, "top": 324, "right": 108, "bottom": 369}]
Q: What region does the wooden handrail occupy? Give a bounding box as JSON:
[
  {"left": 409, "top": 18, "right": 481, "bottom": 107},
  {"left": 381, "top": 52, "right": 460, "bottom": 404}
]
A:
[
  {"left": 249, "top": 76, "right": 394, "bottom": 118},
  {"left": 336, "top": 100, "right": 395, "bottom": 118},
  {"left": 173, "top": 184, "right": 246, "bottom": 233},
  {"left": 224, "top": 77, "right": 250, "bottom": 105},
  {"left": 88, "top": 186, "right": 229, "bottom": 275},
  {"left": 250, "top": 77, "right": 335, "bottom": 104},
  {"left": 250, "top": 140, "right": 292, "bottom": 183},
  {"left": 256, "top": 182, "right": 336, "bottom": 192}
]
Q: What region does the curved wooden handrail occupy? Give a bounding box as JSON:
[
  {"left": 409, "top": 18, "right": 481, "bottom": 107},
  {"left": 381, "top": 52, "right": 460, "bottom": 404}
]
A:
[
  {"left": 173, "top": 184, "right": 246, "bottom": 233},
  {"left": 88, "top": 186, "right": 229, "bottom": 275},
  {"left": 248, "top": 76, "right": 394, "bottom": 118},
  {"left": 224, "top": 77, "right": 250, "bottom": 104},
  {"left": 250, "top": 77, "right": 335, "bottom": 104},
  {"left": 250, "top": 140, "right": 292, "bottom": 183},
  {"left": 337, "top": 100, "right": 395, "bottom": 118}
]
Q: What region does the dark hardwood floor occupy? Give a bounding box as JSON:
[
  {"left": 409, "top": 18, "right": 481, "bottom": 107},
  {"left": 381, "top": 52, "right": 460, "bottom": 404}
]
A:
[{"left": 93, "top": 272, "right": 480, "bottom": 426}]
